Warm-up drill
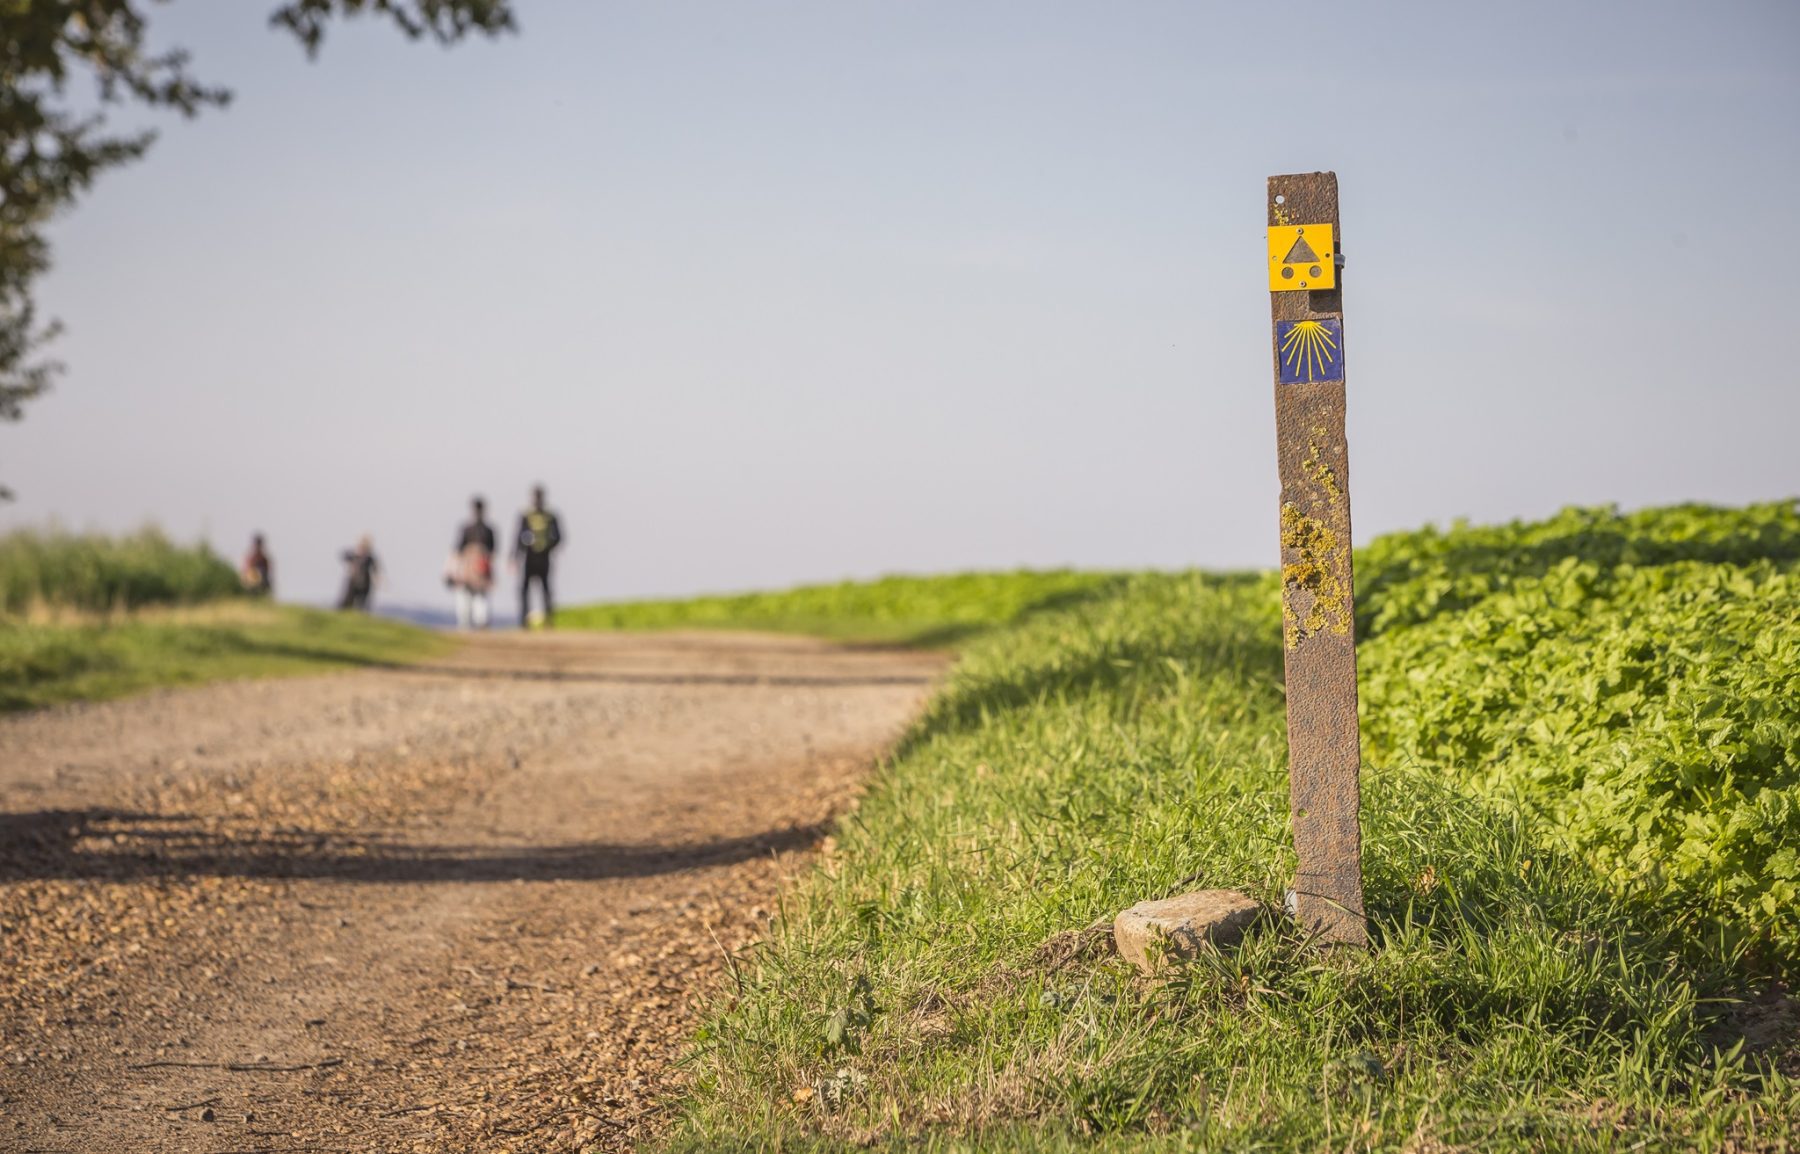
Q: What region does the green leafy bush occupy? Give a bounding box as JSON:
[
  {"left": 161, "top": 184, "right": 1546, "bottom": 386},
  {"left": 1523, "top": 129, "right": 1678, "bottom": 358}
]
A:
[
  {"left": 1357, "top": 501, "right": 1800, "bottom": 635},
  {"left": 0, "top": 527, "right": 241, "bottom": 614},
  {"left": 1359, "top": 501, "right": 1800, "bottom": 961}
]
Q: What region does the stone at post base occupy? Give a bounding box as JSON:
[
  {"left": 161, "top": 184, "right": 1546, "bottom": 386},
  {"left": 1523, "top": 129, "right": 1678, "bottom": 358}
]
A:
[{"left": 1113, "top": 890, "right": 1262, "bottom": 974}]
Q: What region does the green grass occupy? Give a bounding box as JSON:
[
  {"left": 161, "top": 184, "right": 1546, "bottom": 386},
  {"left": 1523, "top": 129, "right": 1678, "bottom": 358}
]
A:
[
  {"left": 0, "top": 602, "right": 452, "bottom": 711},
  {"left": 0, "top": 526, "right": 450, "bottom": 710},
  {"left": 0, "top": 527, "right": 241, "bottom": 614},
  {"left": 561, "top": 570, "right": 1124, "bottom": 646},
  {"left": 642, "top": 502, "right": 1799, "bottom": 1152}
]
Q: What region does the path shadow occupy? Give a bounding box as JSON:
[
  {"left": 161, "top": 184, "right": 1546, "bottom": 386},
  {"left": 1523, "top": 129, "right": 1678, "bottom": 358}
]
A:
[{"left": 0, "top": 808, "right": 829, "bottom": 883}]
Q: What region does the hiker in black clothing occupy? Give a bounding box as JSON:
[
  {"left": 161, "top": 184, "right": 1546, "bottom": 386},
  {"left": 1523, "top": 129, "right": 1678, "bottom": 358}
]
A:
[
  {"left": 338, "top": 535, "right": 380, "bottom": 612},
  {"left": 513, "top": 485, "right": 563, "bottom": 627},
  {"left": 448, "top": 497, "right": 497, "bottom": 629}
]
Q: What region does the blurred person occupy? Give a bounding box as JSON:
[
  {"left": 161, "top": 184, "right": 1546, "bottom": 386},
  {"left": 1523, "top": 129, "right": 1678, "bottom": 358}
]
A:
[
  {"left": 338, "top": 535, "right": 380, "bottom": 612},
  {"left": 446, "top": 496, "right": 497, "bottom": 629},
  {"left": 240, "top": 533, "right": 273, "bottom": 597},
  {"left": 512, "top": 484, "right": 563, "bottom": 628}
]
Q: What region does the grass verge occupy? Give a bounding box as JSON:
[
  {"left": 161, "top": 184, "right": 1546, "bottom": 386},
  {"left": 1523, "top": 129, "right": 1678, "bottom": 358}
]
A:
[
  {"left": 0, "top": 602, "right": 452, "bottom": 711},
  {"left": 637, "top": 504, "right": 1798, "bottom": 1151},
  {"left": 560, "top": 571, "right": 1124, "bottom": 647}
]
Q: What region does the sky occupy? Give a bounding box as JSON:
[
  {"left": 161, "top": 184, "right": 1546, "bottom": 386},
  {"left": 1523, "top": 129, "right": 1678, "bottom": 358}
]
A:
[{"left": 3, "top": 0, "right": 1797, "bottom": 610}]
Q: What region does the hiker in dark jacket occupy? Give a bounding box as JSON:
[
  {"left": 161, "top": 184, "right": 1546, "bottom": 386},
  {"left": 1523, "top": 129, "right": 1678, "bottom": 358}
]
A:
[
  {"left": 513, "top": 485, "right": 563, "bottom": 627},
  {"left": 338, "top": 535, "right": 379, "bottom": 612}
]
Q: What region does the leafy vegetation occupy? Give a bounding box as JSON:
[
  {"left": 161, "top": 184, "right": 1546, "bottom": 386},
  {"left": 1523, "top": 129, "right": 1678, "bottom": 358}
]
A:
[
  {"left": 562, "top": 570, "right": 1124, "bottom": 647},
  {"left": 0, "top": 527, "right": 241, "bottom": 614},
  {"left": 633, "top": 501, "right": 1799, "bottom": 1151},
  {"left": 0, "top": 601, "right": 449, "bottom": 712},
  {"left": 1360, "top": 501, "right": 1800, "bottom": 965}
]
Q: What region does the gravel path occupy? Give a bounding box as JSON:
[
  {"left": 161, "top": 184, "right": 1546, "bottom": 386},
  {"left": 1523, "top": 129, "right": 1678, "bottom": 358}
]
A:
[{"left": 0, "top": 631, "right": 945, "bottom": 1152}]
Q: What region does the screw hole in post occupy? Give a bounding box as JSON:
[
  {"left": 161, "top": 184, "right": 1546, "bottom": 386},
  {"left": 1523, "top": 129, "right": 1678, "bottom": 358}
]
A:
[{"left": 1274, "top": 194, "right": 1286, "bottom": 205}]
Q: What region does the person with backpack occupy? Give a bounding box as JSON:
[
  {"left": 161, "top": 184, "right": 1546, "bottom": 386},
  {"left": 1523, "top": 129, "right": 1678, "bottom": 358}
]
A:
[
  {"left": 446, "top": 496, "right": 497, "bottom": 629},
  {"left": 513, "top": 484, "right": 563, "bottom": 628}
]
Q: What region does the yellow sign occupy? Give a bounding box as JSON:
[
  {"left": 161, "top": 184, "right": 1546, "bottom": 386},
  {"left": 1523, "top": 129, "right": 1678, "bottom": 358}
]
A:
[{"left": 1268, "top": 223, "right": 1336, "bottom": 291}]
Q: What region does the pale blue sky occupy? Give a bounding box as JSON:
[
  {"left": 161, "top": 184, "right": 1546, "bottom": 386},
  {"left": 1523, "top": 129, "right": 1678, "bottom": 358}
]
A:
[{"left": 4, "top": 1, "right": 1797, "bottom": 609}]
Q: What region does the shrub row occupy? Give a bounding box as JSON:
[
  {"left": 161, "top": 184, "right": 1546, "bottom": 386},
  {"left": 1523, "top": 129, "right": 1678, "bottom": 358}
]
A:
[{"left": 0, "top": 528, "right": 241, "bottom": 615}]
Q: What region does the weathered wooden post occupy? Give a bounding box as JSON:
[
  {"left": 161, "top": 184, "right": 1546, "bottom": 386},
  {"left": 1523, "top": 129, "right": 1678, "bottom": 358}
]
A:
[{"left": 1266, "top": 171, "right": 1367, "bottom": 946}]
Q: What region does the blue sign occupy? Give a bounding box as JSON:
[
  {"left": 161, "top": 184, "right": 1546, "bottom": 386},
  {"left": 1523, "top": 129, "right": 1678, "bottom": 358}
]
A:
[{"left": 1276, "top": 318, "right": 1344, "bottom": 384}]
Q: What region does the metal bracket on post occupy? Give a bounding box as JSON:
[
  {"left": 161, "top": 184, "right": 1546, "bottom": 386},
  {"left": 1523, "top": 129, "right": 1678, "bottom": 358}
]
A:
[{"left": 1267, "top": 171, "right": 1367, "bottom": 947}]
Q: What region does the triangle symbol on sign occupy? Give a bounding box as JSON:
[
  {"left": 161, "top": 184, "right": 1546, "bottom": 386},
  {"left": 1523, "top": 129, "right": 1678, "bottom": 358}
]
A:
[{"left": 1282, "top": 232, "right": 1319, "bottom": 265}]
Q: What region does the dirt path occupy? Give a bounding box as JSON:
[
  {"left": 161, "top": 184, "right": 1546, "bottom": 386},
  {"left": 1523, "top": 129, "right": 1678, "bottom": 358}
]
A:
[{"left": 0, "top": 631, "right": 945, "bottom": 1153}]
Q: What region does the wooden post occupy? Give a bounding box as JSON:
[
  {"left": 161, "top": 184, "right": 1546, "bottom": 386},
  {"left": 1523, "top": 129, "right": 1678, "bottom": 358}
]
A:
[{"left": 1266, "top": 171, "right": 1366, "bottom": 946}]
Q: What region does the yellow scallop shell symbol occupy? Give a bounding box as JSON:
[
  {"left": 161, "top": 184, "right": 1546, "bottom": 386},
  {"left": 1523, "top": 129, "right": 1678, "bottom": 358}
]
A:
[{"left": 1280, "top": 320, "right": 1338, "bottom": 382}]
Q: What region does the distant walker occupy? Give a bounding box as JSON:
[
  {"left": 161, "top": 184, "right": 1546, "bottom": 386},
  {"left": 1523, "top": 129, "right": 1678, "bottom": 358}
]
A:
[
  {"left": 513, "top": 485, "right": 563, "bottom": 628},
  {"left": 448, "top": 496, "right": 498, "bottom": 629},
  {"left": 240, "top": 533, "right": 273, "bottom": 598},
  {"left": 338, "top": 535, "right": 380, "bottom": 613}
]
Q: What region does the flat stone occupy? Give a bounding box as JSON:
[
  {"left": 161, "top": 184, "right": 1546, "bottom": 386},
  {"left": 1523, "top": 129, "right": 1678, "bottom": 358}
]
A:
[{"left": 1113, "top": 890, "right": 1262, "bottom": 973}]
